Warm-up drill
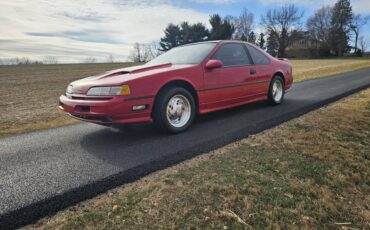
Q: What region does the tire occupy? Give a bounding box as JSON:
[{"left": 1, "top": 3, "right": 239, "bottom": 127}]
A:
[
  {"left": 153, "top": 87, "right": 196, "bottom": 133},
  {"left": 268, "top": 75, "right": 285, "bottom": 105}
]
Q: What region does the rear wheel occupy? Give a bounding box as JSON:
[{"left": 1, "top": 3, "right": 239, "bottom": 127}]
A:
[
  {"left": 268, "top": 75, "right": 285, "bottom": 105},
  {"left": 153, "top": 87, "right": 195, "bottom": 133}
]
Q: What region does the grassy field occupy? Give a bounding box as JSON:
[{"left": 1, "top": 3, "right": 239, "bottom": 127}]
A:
[
  {"left": 1, "top": 58, "right": 370, "bottom": 137},
  {"left": 290, "top": 58, "right": 370, "bottom": 81},
  {"left": 25, "top": 88, "right": 370, "bottom": 229},
  {"left": 0, "top": 63, "right": 137, "bottom": 136}
]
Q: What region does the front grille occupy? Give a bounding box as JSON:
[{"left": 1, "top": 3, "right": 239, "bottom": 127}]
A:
[
  {"left": 75, "top": 105, "right": 90, "bottom": 112},
  {"left": 70, "top": 113, "right": 112, "bottom": 122},
  {"left": 71, "top": 96, "right": 113, "bottom": 101}
]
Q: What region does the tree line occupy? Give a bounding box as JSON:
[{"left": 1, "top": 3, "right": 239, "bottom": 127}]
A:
[
  {"left": 0, "top": 55, "right": 118, "bottom": 65},
  {"left": 130, "top": 0, "right": 368, "bottom": 61}
]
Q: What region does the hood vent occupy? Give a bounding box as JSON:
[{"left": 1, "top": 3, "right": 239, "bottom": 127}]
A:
[
  {"left": 130, "top": 63, "right": 172, "bottom": 74},
  {"left": 105, "top": 71, "right": 130, "bottom": 77}
]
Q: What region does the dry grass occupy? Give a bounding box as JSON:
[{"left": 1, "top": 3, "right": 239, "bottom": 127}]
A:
[
  {"left": 290, "top": 58, "right": 370, "bottom": 82},
  {"left": 0, "top": 63, "right": 138, "bottom": 137},
  {"left": 25, "top": 88, "right": 370, "bottom": 229},
  {"left": 1, "top": 58, "right": 369, "bottom": 137}
]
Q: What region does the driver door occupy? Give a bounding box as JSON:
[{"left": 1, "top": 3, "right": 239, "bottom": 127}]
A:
[{"left": 202, "top": 43, "right": 256, "bottom": 109}]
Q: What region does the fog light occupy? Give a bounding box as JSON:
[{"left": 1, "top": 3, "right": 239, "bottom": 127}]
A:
[{"left": 132, "top": 105, "right": 147, "bottom": 111}]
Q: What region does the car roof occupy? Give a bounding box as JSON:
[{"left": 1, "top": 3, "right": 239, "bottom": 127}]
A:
[{"left": 180, "top": 40, "right": 253, "bottom": 47}]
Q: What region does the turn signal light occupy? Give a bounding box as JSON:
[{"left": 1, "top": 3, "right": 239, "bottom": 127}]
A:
[{"left": 120, "top": 85, "right": 131, "bottom": 96}]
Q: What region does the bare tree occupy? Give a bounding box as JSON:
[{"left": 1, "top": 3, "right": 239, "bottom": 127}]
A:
[
  {"left": 142, "top": 45, "right": 154, "bottom": 62},
  {"left": 234, "top": 8, "right": 254, "bottom": 41},
  {"left": 129, "top": 43, "right": 143, "bottom": 62},
  {"left": 8, "top": 58, "right": 18, "bottom": 65},
  {"left": 107, "top": 54, "right": 115, "bottom": 63},
  {"left": 85, "top": 57, "right": 96, "bottom": 63},
  {"left": 129, "top": 42, "right": 162, "bottom": 63},
  {"left": 17, "top": 57, "right": 31, "bottom": 64},
  {"left": 145, "top": 42, "right": 163, "bottom": 61},
  {"left": 306, "top": 6, "right": 332, "bottom": 56},
  {"left": 350, "top": 14, "right": 368, "bottom": 53},
  {"left": 261, "top": 4, "right": 304, "bottom": 57},
  {"left": 12, "top": 57, "right": 37, "bottom": 65},
  {"left": 43, "top": 56, "right": 58, "bottom": 64},
  {"left": 307, "top": 6, "right": 332, "bottom": 45},
  {"left": 359, "top": 36, "right": 368, "bottom": 52}
]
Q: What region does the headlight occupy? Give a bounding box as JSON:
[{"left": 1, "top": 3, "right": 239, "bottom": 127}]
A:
[
  {"left": 66, "top": 84, "right": 73, "bottom": 94},
  {"left": 86, "top": 85, "right": 131, "bottom": 96}
]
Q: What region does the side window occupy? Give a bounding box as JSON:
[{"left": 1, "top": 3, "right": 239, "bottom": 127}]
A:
[
  {"left": 212, "top": 43, "right": 251, "bottom": 67},
  {"left": 247, "top": 45, "right": 270, "bottom": 65}
]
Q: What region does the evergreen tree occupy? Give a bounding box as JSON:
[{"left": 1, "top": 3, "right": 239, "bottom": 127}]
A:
[
  {"left": 248, "top": 31, "right": 256, "bottom": 44},
  {"left": 257, "top": 33, "right": 266, "bottom": 49},
  {"left": 159, "top": 24, "right": 182, "bottom": 51},
  {"left": 330, "top": 0, "right": 353, "bottom": 56},
  {"left": 160, "top": 22, "right": 208, "bottom": 51},
  {"left": 240, "top": 34, "right": 247, "bottom": 41},
  {"left": 267, "top": 30, "right": 279, "bottom": 57},
  {"left": 209, "top": 14, "right": 235, "bottom": 40},
  {"left": 187, "top": 22, "right": 209, "bottom": 43}
]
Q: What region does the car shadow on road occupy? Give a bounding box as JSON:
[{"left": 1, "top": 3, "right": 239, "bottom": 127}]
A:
[
  {"left": 78, "top": 100, "right": 276, "bottom": 167},
  {"left": 79, "top": 96, "right": 320, "bottom": 168}
]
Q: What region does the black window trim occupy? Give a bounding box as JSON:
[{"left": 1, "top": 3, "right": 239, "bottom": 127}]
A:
[
  {"left": 210, "top": 42, "right": 254, "bottom": 69},
  {"left": 245, "top": 43, "right": 271, "bottom": 65}
]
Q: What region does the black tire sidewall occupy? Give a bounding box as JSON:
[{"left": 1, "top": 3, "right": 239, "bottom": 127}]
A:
[
  {"left": 154, "top": 87, "right": 196, "bottom": 133},
  {"left": 268, "top": 76, "right": 285, "bottom": 105}
]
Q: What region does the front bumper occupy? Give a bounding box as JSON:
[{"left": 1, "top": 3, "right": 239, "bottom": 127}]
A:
[{"left": 59, "top": 94, "right": 153, "bottom": 124}]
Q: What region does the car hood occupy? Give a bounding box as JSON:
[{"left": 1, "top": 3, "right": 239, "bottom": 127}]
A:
[{"left": 68, "top": 63, "right": 196, "bottom": 94}]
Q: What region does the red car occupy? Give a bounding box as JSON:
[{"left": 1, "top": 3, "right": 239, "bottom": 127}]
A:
[{"left": 59, "top": 40, "right": 292, "bottom": 133}]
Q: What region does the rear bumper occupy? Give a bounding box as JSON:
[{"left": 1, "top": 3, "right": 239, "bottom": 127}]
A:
[{"left": 59, "top": 94, "right": 154, "bottom": 124}]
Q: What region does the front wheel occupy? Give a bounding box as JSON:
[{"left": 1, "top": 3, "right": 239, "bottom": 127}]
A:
[
  {"left": 153, "top": 87, "right": 195, "bottom": 133},
  {"left": 268, "top": 76, "right": 285, "bottom": 105}
]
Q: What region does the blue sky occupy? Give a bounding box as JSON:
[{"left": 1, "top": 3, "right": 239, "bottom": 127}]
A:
[
  {"left": 0, "top": 0, "right": 369, "bottom": 63},
  {"left": 176, "top": 0, "right": 370, "bottom": 34}
]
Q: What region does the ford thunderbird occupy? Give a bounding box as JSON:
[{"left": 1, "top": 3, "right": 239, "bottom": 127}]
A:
[{"left": 59, "top": 40, "right": 293, "bottom": 133}]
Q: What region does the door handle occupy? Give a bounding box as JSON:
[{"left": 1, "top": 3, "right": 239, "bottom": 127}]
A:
[{"left": 250, "top": 69, "right": 256, "bottom": 75}]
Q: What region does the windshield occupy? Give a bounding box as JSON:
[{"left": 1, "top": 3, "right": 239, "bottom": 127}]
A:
[{"left": 147, "top": 43, "right": 216, "bottom": 65}]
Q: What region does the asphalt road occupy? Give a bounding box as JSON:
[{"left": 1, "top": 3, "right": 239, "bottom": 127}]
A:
[{"left": 1, "top": 68, "right": 370, "bottom": 229}]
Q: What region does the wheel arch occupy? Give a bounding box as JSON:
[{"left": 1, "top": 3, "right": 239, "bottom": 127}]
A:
[
  {"left": 273, "top": 71, "right": 286, "bottom": 84},
  {"left": 152, "top": 79, "right": 199, "bottom": 115}
]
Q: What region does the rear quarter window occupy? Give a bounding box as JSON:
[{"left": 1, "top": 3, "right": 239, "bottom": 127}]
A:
[{"left": 247, "top": 45, "right": 270, "bottom": 65}]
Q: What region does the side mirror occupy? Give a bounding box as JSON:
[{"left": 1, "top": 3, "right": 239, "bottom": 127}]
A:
[{"left": 205, "top": 59, "right": 223, "bottom": 69}]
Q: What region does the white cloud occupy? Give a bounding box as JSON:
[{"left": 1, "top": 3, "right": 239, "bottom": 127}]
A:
[
  {"left": 1, "top": 0, "right": 369, "bottom": 63},
  {"left": 0, "top": 0, "right": 209, "bottom": 63}
]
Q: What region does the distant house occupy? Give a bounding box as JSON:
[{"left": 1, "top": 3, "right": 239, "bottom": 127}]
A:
[{"left": 285, "top": 31, "right": 322, "bottom": 58}]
